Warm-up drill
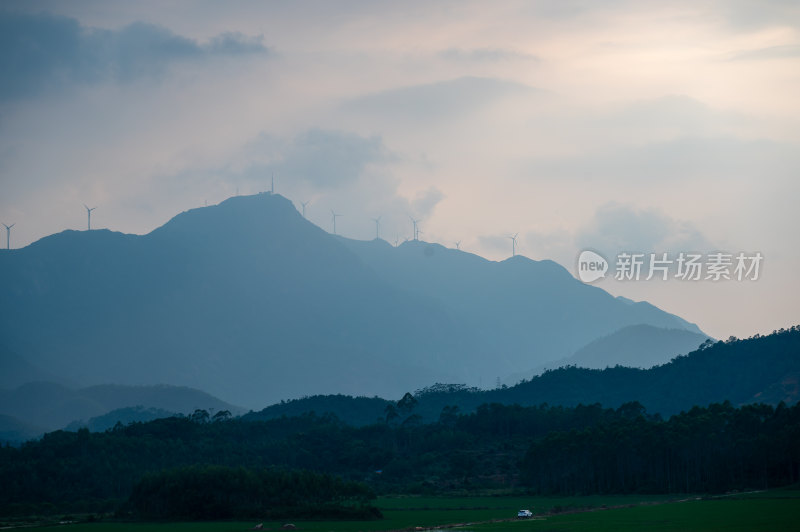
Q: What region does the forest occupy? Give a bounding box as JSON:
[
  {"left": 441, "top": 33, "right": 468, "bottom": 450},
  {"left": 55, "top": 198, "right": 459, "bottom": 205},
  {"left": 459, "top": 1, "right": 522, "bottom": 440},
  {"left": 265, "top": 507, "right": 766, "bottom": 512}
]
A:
[{"left": 1, "top": 397, "right": 798, "bottom": 518}]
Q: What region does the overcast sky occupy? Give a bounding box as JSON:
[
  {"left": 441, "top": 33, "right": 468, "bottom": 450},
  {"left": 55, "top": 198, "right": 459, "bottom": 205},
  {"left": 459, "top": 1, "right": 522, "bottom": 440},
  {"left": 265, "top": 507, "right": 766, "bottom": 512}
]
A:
[{"left": 1, "top": 0, "right": 798, "bottom": 339}]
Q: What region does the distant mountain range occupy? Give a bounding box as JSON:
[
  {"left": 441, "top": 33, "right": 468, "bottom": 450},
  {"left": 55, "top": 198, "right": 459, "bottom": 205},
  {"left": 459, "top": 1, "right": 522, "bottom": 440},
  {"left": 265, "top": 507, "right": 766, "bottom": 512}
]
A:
[
  {"left": 246, "top": 327, "right": 800, "bottom": 425},
  {"left": 530, "top": 324, "right": 709, "bottom": 374},
  {"left": 0, "top": 382, "right": 242, "bottom": 438},
  {"left": 0, "top": 193, "right": 704, "bottom": 408}
]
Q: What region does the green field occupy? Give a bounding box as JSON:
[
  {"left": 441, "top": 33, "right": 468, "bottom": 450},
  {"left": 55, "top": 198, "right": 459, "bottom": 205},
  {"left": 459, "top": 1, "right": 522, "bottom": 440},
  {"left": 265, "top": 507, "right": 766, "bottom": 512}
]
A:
[{"left": 32, "top": 489, "right": 800, "bottom": 532}]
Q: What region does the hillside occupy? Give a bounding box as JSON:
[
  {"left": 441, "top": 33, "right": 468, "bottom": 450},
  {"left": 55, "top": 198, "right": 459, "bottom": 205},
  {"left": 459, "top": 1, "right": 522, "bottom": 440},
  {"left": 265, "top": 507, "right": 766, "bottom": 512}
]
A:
[
  {"left": 340, "top": 237, "right": 703, "bottom": 380},
  {"left": 63, "top": 406, "right": 178, "bottom": 433},
  {"left": 534, "top": 324, "right": 710, "bottom": 372},
  {"left": 0, "top": 193, "right": 703, "bottom": 408},
  {"left": 247, "top": 327, "right": 800, "bottom": 423},
  {"left": 0, "top": 382, "right": 241, "bottom": 433},
  {"left": 0, "top": 414, "right": 46, "bottom": 445}
]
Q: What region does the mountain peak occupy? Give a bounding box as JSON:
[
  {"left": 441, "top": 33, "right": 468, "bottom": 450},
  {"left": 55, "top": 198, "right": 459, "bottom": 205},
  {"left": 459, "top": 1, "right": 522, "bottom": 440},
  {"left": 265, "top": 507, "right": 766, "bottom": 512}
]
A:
[{"left": 1, "top": 193, "right": 706, "bottom": 407}]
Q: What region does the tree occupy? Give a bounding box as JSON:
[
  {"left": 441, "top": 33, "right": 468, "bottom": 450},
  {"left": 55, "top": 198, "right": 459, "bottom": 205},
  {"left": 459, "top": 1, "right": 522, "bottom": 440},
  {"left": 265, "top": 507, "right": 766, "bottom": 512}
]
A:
[{"left": 190, "top": 409, "right": 210, "bottom": 424}]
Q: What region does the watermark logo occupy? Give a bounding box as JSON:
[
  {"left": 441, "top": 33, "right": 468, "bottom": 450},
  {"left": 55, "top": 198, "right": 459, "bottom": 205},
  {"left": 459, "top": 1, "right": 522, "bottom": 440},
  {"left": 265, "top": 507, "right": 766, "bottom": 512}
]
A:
[
  {"left": 576, "top": 250, "right": 763, "bottom": 283},
  {"left": 577, "top": 250, "right": 609, "bottom": 283}
]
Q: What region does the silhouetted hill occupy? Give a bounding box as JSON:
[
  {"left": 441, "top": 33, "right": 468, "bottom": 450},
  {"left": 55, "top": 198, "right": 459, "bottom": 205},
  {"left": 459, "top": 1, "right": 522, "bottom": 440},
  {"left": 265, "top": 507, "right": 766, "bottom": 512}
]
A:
[
  {"left": 64, "top": 406, "right": 177, "bottom": 433},
  {"left": 0, "top": 348, "right": 64, "bottom": 389},
  {"left": 0, "top": 193, "right": 702, "bottom": 407},
  {"left": 533, "top": 324, "right": 710, "bottom": 373},
  {"left": 247, "top": 327, "right": 800, "bottom": 423},
  {"left": 341, "top": 238, "right": 702, "bottom": 381},
  {"left": 242, "top": 394, "right": 392, "bottom": 426},
  {"left": 464, "top": 326, "right": 800, "bottom": 416},
  {"left": 0, "top": 382, "right": 241, "bottom": 432},
  {"left": 0, "top": 414, "right": 46, "bottom": 445}
]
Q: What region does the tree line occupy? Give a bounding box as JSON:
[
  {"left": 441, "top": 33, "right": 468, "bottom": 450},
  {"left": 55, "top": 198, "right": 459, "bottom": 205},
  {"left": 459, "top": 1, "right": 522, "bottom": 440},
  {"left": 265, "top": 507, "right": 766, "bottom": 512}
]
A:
[
  {"left": 1, "top": 397, "right": 798, "bottom": 516},
  {"left": 522, "top": 401, "right": 800, "bottom": 494}
]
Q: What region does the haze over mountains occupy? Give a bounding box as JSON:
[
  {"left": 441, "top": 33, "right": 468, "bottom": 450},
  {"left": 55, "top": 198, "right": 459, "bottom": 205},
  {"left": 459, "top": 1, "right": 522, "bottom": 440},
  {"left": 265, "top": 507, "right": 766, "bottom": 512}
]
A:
[
  {"left": 0, "top": 382, "right": 241, "bottom": 435},
  {"left": 0, "top": 193, "right": 705, "bottom": 408},
  {"left": 247, "top": 327, "right": 800, "bottom": 426},
  {"left": 530, "top": 324, "right": 709, "bottom": 375}
]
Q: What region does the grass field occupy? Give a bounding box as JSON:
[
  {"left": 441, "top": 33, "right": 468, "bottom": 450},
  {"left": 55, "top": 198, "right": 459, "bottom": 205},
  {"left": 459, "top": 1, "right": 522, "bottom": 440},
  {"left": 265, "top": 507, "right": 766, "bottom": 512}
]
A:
[{"left": 33, "top": 488, "right": 800, "bottom": 531}]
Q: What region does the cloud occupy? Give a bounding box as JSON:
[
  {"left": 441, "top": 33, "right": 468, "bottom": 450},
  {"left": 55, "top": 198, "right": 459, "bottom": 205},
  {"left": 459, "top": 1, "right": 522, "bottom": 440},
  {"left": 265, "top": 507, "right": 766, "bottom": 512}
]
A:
[
  {"left": 727, "top": 44, "right": 800, "bottom": 61},
  {"left": 236, "top": 129, "right": 395, "bottom": 190},
  {"left": 576, "top": 203, "right": 713, "bottom": 255},
  {"left": 344, "top": 76, "right": 541, "bottom": 121},
  {"left": 411, "top": 186, "right": 445, "bottom": 218},
  {"left": 513, "top": 204, "right": 715, "bottom": 271},
  {"left": 712, "top": 0, "right": 800, "bottom": 31},
  {"left": 206, "top": 32, "right": 267, "bottom": 55},
  {"left": 527, "top": 136, "right": 798, "bottom": 182},
  {"left": 605, "top": 95, "right": 746, "bottom": 134},
  {"left": 439, "top": 48, "right": 539, "bottom": 63},
  {"left": 0, "top": 10, "right": 267, "bottom": 100}
]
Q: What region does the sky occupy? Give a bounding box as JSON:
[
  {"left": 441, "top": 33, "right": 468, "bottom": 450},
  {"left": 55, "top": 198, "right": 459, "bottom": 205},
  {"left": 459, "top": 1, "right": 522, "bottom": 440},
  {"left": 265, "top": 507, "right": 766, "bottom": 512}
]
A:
[{"left": 1, "top": 0, "right": 798, "bottom": 340}]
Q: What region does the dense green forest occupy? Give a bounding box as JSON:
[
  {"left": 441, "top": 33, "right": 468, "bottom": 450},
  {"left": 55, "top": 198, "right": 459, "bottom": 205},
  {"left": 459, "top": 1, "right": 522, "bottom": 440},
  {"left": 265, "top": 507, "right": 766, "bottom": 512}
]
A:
[
  {"left": 2, "top": 399, "right": 798, "bottom": 516},
  {"left": 1, "top": 327, "right": 798, "bottom": 518}
]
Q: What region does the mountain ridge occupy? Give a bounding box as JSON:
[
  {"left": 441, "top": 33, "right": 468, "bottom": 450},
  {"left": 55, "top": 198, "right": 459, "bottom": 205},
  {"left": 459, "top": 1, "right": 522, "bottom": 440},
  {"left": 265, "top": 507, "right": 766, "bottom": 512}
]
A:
[
  {"left": 246, "top": 326, "right": 800, "bottom": 425},
  {"left": 0, "top": 381, "right": 243, "bottom": 435},
  {"left": 0, "top": 193, "right": 705, "bottom": 407}
]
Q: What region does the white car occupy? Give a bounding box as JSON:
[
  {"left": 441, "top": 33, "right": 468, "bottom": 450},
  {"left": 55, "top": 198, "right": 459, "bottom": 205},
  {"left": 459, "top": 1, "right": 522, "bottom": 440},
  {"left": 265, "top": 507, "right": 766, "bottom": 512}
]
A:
[{"left": 517, "top": 510, "right": 533, "bottom": 518}]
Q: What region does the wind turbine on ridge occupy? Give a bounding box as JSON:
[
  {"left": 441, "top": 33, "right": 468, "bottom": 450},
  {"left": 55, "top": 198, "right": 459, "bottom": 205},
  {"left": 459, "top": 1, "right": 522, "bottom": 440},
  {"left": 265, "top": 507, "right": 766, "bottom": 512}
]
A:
[
  {"left": 301, "top": 200, "right": 310, "bottom": 218},
  {"left": 83, "top": 204, "right": 97, "bottom": 230},
  {"left": 509, "top": 233, "right": 519, "bottom": 257},
  {"left": 331, "top": 209, "right": 342, "bottom": 235},
  {"left": 409, "top": 217, "right": 421, "bottom": 241},
  {"left": 2, "top": 223, "right": 14, "bottom": 249},
  {"left": 371, "top": 216, "right": 382, "bottom": 240},
  {"left": 455, "top": 240, "right": 461, "bottom": 250}
]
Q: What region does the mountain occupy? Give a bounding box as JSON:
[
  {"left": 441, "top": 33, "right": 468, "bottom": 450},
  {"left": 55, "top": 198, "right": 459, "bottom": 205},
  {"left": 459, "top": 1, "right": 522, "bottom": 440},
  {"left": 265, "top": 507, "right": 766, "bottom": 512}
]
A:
[
  {"left": 0, "top": 414, "right": 47, "bottom": 445},
  {"left": 241, "top": 394, "right": 392, "bottom": 427},
  {"left": 0, "top": 193, "right": 702, "bottom": 408},
  {"left": 0, "top": 382, "right": 241, "bottom": 432},
  {"left": 63, "top": 406, "right": 178, "bottom": 433},
  {"left": 534, "top": 324, "right": 710, "bottom": 373},
  {"left": 340, "top": 238, "right": 703, "bottom": 382},
  {"left": 0, "top": 347, "right": 64, "bottom": 389},
  {"left": 486, "top": 326, "right": 800, "bottom": 416},
  {"left": 245, "top": 326, "right": 800, "bottom": 423}
]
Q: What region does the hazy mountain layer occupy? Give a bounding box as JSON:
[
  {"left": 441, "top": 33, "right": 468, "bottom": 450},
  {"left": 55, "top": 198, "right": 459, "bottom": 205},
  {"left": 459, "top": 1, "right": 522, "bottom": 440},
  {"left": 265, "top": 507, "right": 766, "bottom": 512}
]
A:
[
  {"left": 246, "top": 326, "right": 800, "bottom": 424},
  {"left": 532, "top": 324, "right": 710, "bottom": 373},
  {"left": 0, "top": 193, "right": 702, "bottom": 407},
  {"left": 0, "top": 382, "right": 241, "bottom": 432}
]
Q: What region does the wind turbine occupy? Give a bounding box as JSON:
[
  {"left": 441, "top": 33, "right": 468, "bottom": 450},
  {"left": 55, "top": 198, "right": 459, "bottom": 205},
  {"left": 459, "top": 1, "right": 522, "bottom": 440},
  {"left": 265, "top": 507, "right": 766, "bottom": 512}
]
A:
[
  {"left": 271, "top": 173, "right": 275, "bottom": 194},
  {"left": 84, "top": 204, "right": 97, "bottom": 230},
  {"left": 455, "top": 240, "right": 461, "bottom": 250},
  {"left": 331, "top": 209, "right": 342, "bottom": 234},
  {"left": 509, "top": 233, "right": 519, "bottom": 257},
  {"left": 2, "top": 223, "right": 14, "bottom": 250},
  {"left": 371, "top": 216, "right": 382, "bottom": 240},
  {"left": 410, "top": 217, "right": 421, "bottom": 241},
  {"left": 301, "top": 200, "right": 310, "bottom": 218}
]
